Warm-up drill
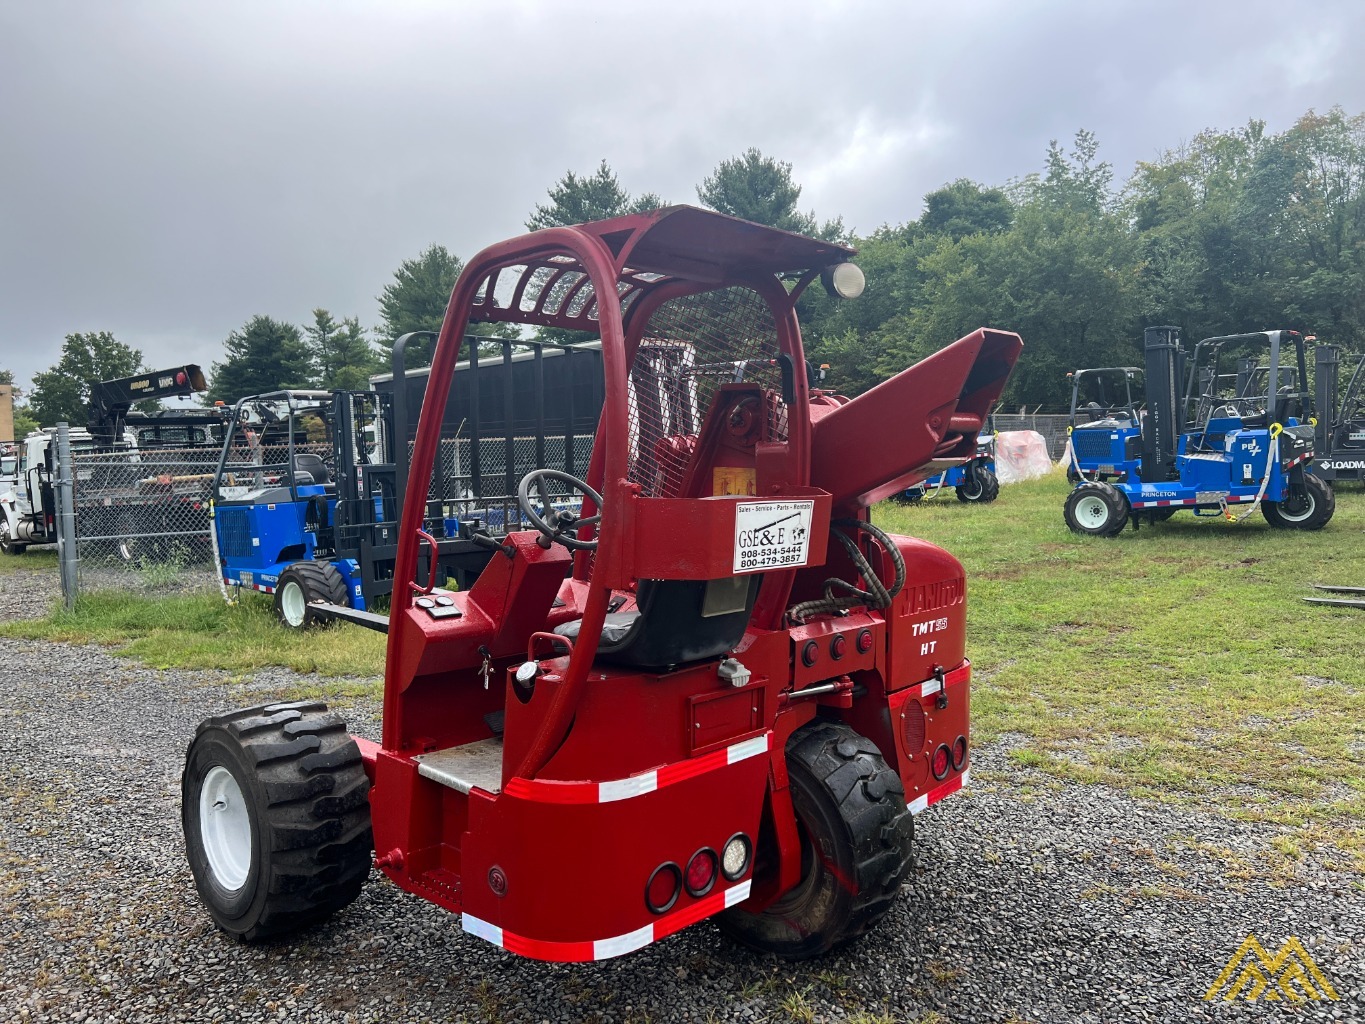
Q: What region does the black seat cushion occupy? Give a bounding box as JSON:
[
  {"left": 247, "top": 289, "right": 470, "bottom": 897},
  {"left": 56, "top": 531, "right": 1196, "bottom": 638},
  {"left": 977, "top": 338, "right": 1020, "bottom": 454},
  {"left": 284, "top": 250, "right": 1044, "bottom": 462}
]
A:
[{"left": 552, "top": 577, "right": 760, "bottom": 670}]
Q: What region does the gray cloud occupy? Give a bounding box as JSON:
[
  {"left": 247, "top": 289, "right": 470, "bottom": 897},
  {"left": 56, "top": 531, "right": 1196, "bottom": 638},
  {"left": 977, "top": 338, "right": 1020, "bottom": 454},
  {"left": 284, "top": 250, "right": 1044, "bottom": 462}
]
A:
[{"left": 2, "top": 0, "right": 1361, "bottom": 389}]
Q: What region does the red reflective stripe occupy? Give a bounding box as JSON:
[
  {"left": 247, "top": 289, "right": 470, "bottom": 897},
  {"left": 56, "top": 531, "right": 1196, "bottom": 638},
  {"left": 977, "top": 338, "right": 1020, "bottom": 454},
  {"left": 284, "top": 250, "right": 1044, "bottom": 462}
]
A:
[
  {"left": 501, "top": 932, "right": 594, "bottom": 962},
  {"left": 652, "top": 886, "right": 729, "bottom": 941},
  {"left": 657, "top": 747, "right": 729, "bottom": 788},
  {"left": 925, "top": 770, "right": 966, "bottom": 807},
  {"left": 502, "top": 734, "right": 770, "bottom": 805}
]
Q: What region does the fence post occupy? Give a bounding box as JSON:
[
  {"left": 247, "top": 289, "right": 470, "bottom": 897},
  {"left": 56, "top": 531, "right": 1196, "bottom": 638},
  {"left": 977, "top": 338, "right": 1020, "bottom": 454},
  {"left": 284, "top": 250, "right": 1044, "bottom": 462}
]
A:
[{"left": 54, "top": 422, "right": 79, "bottom": 609}]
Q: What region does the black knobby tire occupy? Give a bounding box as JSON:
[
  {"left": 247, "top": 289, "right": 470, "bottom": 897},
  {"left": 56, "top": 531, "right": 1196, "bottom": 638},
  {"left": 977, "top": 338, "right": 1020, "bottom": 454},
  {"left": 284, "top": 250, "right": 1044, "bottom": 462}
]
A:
[
  {"left": 0, "top": 521, "right": 25, "bottom": 555},
  {"left": 1064, "top": 481, "right": 1129, "bottom": 537},
  {"left": 1262, "top": 470, "right": 1335, "bottom": 531},
  {"left": 182, "top": 700, "right": 372, "bottom": 942},
  {"left": 274, "top": 561, "right": 349, "bottom": 629},
  {"left": 719, "top": 721, "right": 914, "bottom": 960},
  {"left": 956, "top": 465, "right": 1000, "bottom": 503}
]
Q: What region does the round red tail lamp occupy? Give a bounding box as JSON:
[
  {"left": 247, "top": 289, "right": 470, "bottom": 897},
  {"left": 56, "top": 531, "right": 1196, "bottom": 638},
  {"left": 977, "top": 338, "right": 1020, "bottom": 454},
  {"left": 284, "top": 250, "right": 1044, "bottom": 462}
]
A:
[
  {"left": 931, "top": 744, "right": 951, "bottom": 780},
  {"left": 952, "top": 735, "right": 968, "bottom": 771},
  {"left": 645, "top": 862, "right": 681, "bottom": 914},
  {"left": 829, "top": 634, "right": 847, "bottom": 660},
  {"left": 856, "top": 628, "right": 874, "bottom": 654},
  {"left": 684, "top": 848, "right": 717, "bottom": 897}
]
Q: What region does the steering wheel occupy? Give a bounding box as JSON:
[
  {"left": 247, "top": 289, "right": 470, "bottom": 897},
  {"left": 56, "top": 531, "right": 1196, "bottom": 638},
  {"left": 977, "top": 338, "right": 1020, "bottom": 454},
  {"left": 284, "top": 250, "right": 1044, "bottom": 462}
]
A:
[{"left": 517, "top": 469, "right": 602, "bottom": 551}]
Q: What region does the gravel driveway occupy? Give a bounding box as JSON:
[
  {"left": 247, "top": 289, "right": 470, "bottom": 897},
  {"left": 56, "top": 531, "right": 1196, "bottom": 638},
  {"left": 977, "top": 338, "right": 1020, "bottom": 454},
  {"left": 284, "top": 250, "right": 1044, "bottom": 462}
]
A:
[{"left": 0, "top": 568, "right": 1361, "bottom": 1023}]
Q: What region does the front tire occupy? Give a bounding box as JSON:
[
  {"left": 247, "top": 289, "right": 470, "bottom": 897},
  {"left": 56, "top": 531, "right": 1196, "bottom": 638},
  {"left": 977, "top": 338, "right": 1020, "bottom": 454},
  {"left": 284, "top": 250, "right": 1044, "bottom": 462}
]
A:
[
  {"left": 1064, "top": 481, "right": 1129, "bottom": 536},
  {"left": 718, "top": 722, "right": 913, "bottom": 960},
  {"left": 181, "top": 701, "right": 372, "bottom": 942},
  {"left": 274, "top": 561, "right": 349, "bottom": 629},
  {"left": 0, "top": 521, "right": 25, "bottom": 555},
  {"left": 1262, "top": 471, "right": 1334, "bottom": 530},
  {"left": 956, "top": 466, "right": 1000, "bottom": 503}
]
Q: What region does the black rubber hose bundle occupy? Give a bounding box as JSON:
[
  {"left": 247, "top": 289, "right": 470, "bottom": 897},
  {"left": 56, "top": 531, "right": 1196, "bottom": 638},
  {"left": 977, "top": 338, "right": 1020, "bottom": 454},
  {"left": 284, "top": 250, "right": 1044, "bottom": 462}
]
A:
[{"left": 787, "top": 517, "right": 906, "bottom": 624}]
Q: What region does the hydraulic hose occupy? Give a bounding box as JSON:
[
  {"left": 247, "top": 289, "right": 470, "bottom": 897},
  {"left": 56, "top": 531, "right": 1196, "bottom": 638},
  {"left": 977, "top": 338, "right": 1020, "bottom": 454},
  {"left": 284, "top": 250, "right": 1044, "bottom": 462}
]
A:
[{"left": 787, "top": 517, "right": 906, "bottom": 624}]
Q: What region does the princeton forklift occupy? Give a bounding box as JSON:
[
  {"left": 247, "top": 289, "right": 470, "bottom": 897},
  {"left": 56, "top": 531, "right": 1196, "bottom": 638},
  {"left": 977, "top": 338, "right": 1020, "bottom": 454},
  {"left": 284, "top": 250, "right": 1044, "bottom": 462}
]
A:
[
  {"left": 181, "top": 206, "right": 1020, "bottom": 961},
  {"left": 1064, "top": 327, "right": 1333, "bottom": 535},
  {"left": 1063, "top": 366, "right": 1143, "bottom": 483}
]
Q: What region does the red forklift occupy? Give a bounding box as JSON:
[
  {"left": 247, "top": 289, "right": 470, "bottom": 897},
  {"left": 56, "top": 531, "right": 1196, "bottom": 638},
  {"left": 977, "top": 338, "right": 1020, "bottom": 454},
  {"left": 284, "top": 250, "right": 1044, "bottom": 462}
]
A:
[{"left": 181, "top": 207, "right": 1021, "bottom": 961}]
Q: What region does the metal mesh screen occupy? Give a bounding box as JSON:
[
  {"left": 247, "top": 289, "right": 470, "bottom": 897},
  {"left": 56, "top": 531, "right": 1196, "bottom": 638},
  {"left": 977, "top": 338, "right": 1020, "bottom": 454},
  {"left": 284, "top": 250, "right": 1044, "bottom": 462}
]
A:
[
  {"left": 68, "top": 445, "right": 221, "bottom": 589},
  {"left": 630, "top": 287, "right": 782, "bottom": 497}
]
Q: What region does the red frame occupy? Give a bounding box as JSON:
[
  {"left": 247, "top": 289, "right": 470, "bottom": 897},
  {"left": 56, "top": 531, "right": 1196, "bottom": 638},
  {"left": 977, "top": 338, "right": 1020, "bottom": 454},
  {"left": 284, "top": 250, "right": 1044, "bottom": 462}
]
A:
[{"left": 357, "top": 206, "right": 1022, "bottom": 960}]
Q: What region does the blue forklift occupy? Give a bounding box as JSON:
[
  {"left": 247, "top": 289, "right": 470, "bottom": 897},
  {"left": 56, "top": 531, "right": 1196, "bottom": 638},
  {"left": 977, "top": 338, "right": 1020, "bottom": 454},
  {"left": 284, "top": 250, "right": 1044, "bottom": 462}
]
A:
[
  {"left": 896, "top": 415, "right": 999, "bottom": 503},
  {"left": 210, "top": 332, "right": 601, "bottom": 628},
  {"left": 1063, "top": 326, "right": 1334, "bottom": 536},
  {"left": 1063, "top": 366, "right": 1142, "bottom": 483}
]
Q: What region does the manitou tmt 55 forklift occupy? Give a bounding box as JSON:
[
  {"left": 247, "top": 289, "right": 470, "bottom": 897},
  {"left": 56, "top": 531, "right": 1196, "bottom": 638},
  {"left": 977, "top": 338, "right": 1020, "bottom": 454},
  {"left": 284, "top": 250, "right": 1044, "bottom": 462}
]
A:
[{"left": 181, "top": 207, "right": 1020, "bottom": 961}]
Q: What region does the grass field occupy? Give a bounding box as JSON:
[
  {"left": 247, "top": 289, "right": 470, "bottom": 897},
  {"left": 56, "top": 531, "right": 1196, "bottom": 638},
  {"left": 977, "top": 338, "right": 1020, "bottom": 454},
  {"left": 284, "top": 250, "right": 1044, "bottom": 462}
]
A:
[{"left": 3, "top": 469, "right": 1362, "bottom": 863}]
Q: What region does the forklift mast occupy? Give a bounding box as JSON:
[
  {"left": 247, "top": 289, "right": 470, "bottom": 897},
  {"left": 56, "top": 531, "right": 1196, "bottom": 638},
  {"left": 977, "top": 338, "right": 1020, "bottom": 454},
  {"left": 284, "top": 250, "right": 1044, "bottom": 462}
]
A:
[{"left": 1139, "top": 326, "right": 1184, "bottom": 483}]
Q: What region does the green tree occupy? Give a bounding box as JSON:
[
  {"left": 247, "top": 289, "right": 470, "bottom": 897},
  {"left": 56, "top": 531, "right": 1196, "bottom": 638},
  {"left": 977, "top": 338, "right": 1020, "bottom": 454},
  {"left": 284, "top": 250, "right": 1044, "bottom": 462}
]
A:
[
  {"left": 921, "top": 179, "right": 1014, "bottom": 240},
  {"left": 0, "top": 370, "right": 13, "bottom": 385},
  {"left": 697, "top": 148, "right": 843, "bottom": 240},
  {"left": 307, "top": 309, "right": 381, "bottom": 390},
  {"left": 29, "top": 332, "right": 146, "bottom": 426},
  {"left": 207, "top": 316, "right": 312, "bottom": 404},
  {"left": 376, "top": 244, "right": 463, "bottom": 368},
  {"left": 526, "top": 160, "right": 665, "bottom": 231},
  {"left": 12, "top": 405, "right": 38, "bottom": 439}
]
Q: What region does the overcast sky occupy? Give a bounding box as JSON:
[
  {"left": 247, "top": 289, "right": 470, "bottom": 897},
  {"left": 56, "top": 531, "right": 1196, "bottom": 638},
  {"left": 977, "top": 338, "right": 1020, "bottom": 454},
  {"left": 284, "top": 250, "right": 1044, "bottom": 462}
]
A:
[{"left": 1, "top": 0, "right": 1361, "bottom": 392}]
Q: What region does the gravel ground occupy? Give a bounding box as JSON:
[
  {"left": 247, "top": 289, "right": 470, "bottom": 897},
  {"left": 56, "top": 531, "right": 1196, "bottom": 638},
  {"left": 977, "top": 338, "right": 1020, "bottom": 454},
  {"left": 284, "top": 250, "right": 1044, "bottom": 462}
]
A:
[{"left": 0, "top": 568, "right": 1361, "bottom": 1023}]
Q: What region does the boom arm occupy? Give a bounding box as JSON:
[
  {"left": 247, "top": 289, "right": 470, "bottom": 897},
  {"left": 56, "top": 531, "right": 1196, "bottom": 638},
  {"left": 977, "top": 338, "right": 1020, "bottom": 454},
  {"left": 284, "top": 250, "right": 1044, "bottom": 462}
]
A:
[
  {"left": 87, "top": 365, "right": 208, "bottom": 444},
  {"left": 809, "top": 328, "right": 1022, "bottom": 511}
]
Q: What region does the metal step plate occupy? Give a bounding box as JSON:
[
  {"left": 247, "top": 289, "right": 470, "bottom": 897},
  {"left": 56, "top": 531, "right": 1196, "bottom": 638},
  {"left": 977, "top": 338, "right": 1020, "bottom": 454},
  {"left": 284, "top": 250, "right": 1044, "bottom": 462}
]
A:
[{"left": 414, "top": 738, "right": 505, "bottom": 794}]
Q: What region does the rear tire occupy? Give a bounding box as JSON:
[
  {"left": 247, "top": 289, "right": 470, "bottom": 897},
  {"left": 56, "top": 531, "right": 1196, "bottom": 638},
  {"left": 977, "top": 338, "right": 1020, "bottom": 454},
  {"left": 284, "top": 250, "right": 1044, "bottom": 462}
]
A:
[
  {"left": 718, "top": 722, "right": 913, "bottom": 960},
  {"left": 181, "top": 701, "right": 372, "bottom": 942},
  {"left": 1262, "top": 471, "right": 1334, "bottom": 530},
  {"left": 1064, "top": 481, "right": 1129, "bottom": 536},
  {"left": 274, "top": 561, "right": 349, "bottom": 629},
  {"left": 956, "top": 466, "right": 999, "bottom": 503},
  {"left": 0, "top": 521, "right": 26, "bottom": 555}
]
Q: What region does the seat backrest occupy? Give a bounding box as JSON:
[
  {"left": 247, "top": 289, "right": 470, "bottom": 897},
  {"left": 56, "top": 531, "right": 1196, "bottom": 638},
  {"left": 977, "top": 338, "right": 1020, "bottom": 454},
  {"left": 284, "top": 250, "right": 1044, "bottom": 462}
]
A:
[
  {"left": 596, "top": 575, "right": 762, "bottom": 671},
  {"left": 293, "top": 453, "right": 330, "bottom": 485}
]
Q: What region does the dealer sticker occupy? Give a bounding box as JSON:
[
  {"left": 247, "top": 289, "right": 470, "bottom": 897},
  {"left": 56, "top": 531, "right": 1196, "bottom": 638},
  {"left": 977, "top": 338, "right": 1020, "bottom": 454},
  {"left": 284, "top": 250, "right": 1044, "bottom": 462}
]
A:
[{"left": 733, "top": 500, "right": 815, "bottom": 574}]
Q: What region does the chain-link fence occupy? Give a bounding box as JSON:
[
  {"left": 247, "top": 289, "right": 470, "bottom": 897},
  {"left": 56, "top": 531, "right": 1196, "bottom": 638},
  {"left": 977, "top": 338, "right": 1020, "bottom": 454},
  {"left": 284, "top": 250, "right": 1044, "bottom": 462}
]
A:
[{"left": 68, "top": 444, "right": 221, "bottom": 594}]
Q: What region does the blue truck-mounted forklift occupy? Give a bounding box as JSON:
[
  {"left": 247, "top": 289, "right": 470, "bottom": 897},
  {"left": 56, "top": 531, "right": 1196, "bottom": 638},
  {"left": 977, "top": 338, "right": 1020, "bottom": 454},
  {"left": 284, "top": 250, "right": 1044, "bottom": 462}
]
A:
[
  {"left": 1313, "top": 343, "right": 1365, "bottom": 484},
  {"left": 210, "top": 332, "right": 603, "bottom": 628},
  {"left": 1063, "top": 326, "right": 1334, "bottom": 536},
  {"left": 896, "top": 415, "right": 999, "bottom": 503},
  {"left": 1063, "top": 367, "right": 1142, "bottom": 483}
]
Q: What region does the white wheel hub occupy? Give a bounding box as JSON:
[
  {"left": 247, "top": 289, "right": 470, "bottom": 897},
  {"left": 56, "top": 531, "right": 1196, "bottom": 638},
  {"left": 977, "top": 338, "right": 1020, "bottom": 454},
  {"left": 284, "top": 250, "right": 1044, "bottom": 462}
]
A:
[
  {"left": 280, "top": 580, "right": 307, "bottom": 627},
  {"left": 1075, "top": 494, "right": 1110, "bottom": 527},
  {"left": 199, "top": 765, "right": 252, "bottom": 891},
  {"left": 1277, "top": 491, "right": 1315, "bottom": 522}
]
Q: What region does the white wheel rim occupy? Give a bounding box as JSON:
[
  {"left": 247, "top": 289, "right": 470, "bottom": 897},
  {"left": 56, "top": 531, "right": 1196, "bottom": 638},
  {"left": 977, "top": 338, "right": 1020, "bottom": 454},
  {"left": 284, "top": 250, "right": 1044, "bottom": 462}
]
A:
[
  {"left": 1075, "top": 495, "right": 1110, "bottom": 527},
  {"left": 280, "top": 580, "right": 307, "bottom": 626},
  {"left": 1277, "top": 491, "right": 1315, "bottom": 522},
  {"left": 200, "top": 765, "right": 252, "bottom": 891}
]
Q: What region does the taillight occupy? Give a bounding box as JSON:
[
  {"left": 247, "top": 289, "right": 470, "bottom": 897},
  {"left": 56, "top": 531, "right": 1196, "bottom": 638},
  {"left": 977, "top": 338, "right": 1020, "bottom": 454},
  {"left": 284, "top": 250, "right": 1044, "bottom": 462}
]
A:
[
  {"left": 645, "top": 862, "right": 681, "bottom": 914},
  {"left": 721, "top": 834, "right": 752, "bottom": 881},
  {"left": 952, "top": 735, "right": 968, "bottom": 771},
  {"left": 856, "top": 628, "right": 873, "bottom": 654},
  {"left": 830, "top": 634, "right": 847, "bottom": 660},
  {"left": 684, "top": 848, "right": 717, "bottom": 897},
  {"left": 931, "top": 744, "right": 951, "bottom": 780},
  {"left": 801, "top": 640, "right": 819, "bottom": 667}
]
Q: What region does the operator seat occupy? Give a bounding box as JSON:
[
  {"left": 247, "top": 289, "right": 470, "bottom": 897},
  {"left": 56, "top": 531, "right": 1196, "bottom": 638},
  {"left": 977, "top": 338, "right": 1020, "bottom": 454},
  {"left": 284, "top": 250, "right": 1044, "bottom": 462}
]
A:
[
  {"left": 553, "top": 575, "right": 762, "bottom": 671},
  {"left": 292, "top": 453, "right": 331, "bottom": 487}
]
